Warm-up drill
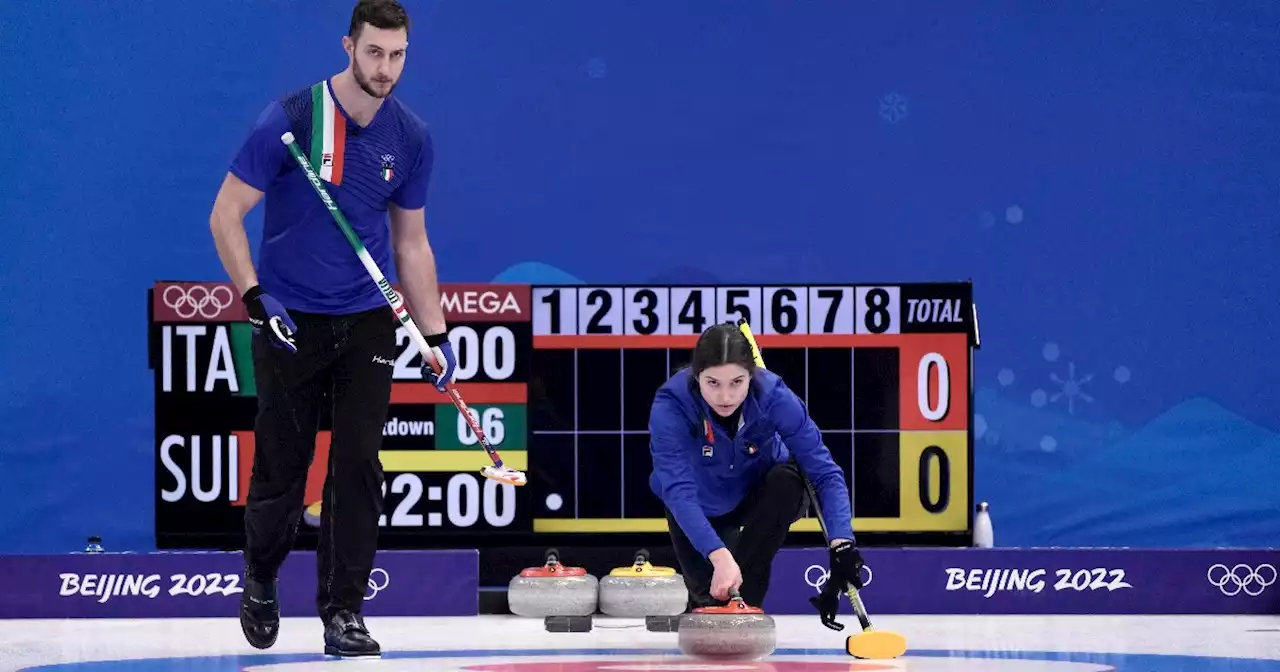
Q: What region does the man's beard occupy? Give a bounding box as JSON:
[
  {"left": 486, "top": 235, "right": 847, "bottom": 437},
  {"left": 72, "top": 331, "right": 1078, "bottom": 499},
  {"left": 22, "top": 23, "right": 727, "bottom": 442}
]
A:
[{"left": 354, "top": 60, "right": 397, "bottom": 99}]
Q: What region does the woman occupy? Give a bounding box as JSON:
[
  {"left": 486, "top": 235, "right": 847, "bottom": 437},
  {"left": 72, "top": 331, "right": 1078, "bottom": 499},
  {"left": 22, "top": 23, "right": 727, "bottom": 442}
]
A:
[{"left": 647, "top": 322, "right": 865, "bottom": 618}]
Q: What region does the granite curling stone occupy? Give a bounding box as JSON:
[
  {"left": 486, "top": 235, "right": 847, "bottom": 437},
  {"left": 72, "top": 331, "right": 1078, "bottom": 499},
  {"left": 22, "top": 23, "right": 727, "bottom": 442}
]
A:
[
  {"left": 677, "top": 590, "right": 776, "bottom": 660},
  {"left": 508, "top": 548, "right": 599, "bottom": 618},
  {"left": 598, "top": 549, "right": 688, "bottom": 617}
]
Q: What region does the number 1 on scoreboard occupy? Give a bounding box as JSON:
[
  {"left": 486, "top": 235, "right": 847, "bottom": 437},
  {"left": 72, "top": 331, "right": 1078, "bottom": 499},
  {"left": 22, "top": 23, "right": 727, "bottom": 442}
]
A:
[{"left": 533, "top": 288, "right": 578, "bottom": 335}]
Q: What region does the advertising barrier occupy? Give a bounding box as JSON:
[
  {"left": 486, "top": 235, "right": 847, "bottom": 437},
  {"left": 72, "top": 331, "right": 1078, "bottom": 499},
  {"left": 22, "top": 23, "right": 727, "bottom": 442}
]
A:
[
  {"left": 1, "top": 547, "right": 1275, "bottom": 618},
  {"left": 0, "top": 549, "right": 477, "bottom": 619},
  {"left": 765, "top": 547, "right": 1279, "bottom": 615}
]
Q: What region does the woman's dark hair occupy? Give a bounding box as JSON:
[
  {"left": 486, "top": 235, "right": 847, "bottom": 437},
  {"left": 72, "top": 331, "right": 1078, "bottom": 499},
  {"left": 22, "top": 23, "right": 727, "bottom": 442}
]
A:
[{"left": 689, "top": 322, "right": 759, "bottom": 378}]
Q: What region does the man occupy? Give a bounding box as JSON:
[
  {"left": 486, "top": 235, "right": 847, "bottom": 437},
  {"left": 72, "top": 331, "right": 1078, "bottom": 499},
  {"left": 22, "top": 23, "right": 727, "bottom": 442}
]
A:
[{"left": 208, "top": 0, "right": 456, "bottom": 658}]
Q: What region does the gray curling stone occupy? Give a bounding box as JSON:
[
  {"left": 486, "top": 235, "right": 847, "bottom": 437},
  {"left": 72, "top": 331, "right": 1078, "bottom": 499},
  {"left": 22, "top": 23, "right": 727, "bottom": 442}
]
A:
[
  {"left": 677, "top": 591, "right": 776, "bottom": 660},
  {"left": 508, "top": 548, "right": 599, "bottom": 618},
  {"left": 598, "top": 549, "right": 688, "bottom": 617}
]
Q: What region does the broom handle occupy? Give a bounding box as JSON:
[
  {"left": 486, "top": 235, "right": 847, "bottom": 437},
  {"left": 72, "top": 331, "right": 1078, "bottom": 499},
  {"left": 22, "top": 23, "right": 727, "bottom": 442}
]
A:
[
  {"left": 801, "top": 474, "right": 875, "bottom": 631},
  {"left": 735, "top": 318, "right": 875, "bottom": 631}
]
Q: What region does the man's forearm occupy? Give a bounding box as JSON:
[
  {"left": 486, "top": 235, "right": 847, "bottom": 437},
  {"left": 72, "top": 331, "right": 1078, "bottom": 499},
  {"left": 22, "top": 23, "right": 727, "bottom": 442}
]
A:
[
  {"left": 395, "top": 243, "right": 448, "bottom": 335},
  {"left": 210, "top": 208, "right": 259, "bottom": 296}
]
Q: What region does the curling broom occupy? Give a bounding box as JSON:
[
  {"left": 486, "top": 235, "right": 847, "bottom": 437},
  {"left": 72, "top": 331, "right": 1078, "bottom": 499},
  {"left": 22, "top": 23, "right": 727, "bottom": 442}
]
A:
[
  {"left": 278, "top": 131, "right": 526, "bottom": 487},
  {"left": 735, "top": 318, "right": 907, "bottom": 660}
]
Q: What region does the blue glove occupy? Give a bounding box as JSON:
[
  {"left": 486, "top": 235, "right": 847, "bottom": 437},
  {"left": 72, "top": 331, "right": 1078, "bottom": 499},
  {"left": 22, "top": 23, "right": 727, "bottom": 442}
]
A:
[
  {"left": 422, "top": 332, "right": 457, "bottom": 392},
  {"left": 242, "top": 285, "right": 297, "bottom": 354}
]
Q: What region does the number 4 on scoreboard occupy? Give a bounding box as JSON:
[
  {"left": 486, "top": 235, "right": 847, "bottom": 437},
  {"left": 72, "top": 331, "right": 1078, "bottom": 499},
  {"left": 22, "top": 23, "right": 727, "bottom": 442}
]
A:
[{"left": 670, "top": 288, "right": 713, "bottom": 335}]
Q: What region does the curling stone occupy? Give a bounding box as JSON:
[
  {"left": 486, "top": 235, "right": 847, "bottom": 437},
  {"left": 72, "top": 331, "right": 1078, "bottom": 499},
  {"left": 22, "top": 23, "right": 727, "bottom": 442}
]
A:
[
  {"left": 677, "top": 590, "right": 776, "bottom": 660},
  {"left": 598, "top": 549, "right": 688, "bottom": 617},
  {"left": 507, "top": 548, "right": 598, "bottom": 618}
]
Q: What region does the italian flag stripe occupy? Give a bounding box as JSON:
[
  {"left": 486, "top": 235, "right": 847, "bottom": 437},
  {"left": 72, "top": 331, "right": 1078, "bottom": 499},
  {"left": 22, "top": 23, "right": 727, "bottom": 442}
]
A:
[{"left": 309, "top": 81, "right": 346, "bottom": 185}]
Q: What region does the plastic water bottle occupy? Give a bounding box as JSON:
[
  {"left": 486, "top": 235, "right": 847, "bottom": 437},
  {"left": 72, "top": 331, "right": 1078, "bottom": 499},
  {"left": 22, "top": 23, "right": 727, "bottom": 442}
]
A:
[
  {"left": 973, "top": 502, "right": 994, "bottom": 548},
  {"left": 84, "top": 536, "right": 104, "bottom": 553}
]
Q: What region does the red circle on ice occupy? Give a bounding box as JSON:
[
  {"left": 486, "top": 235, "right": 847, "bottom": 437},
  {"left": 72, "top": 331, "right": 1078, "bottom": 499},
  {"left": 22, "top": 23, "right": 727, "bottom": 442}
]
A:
[{"left": 463, "top": 662, "right": 895, "bottom": 672}]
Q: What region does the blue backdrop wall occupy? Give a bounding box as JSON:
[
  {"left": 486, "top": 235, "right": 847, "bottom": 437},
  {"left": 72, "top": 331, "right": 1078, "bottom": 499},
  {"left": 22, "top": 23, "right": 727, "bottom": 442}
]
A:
[{"left": 2, "top": 1, "right": 1277, "bottom": 553}]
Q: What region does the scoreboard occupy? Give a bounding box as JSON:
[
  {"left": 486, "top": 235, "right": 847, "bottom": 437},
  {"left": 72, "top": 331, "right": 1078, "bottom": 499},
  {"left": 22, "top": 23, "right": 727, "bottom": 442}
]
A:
[{"left": 149, "top": 281, "right": 978, "bottom": 549}]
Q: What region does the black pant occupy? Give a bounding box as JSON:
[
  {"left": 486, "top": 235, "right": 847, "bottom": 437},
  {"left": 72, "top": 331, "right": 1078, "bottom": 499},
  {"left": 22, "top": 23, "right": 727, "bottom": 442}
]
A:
[
  {"left": 243, "top": 306, "right": 396, "bottom": 621},
  {"left": 665, "top": 462, "right": 810, "bottom": 609}
]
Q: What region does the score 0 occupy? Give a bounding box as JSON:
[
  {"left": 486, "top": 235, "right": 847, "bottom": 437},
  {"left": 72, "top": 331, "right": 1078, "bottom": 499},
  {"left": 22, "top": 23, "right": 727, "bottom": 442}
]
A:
[{"left": 899, "top": 335, "right": 968, "bottom": 430}]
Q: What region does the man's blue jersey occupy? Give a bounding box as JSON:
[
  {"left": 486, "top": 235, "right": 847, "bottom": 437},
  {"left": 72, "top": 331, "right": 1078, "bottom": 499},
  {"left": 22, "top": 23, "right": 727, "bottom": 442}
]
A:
[{"left": 229, "top": 78, "right": 433, "bottom": 315}]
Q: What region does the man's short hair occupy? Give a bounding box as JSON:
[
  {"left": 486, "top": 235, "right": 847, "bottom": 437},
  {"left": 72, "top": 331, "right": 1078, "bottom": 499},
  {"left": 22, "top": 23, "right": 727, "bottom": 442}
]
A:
[{"left": 349, "top": 0, "right": 410, "bottom": 41}]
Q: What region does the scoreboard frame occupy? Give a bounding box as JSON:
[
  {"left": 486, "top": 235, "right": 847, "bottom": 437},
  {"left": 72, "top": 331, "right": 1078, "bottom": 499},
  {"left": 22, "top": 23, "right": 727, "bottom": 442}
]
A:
[{"left": 148, "top": 280, "right": 979, "bottom": 551}]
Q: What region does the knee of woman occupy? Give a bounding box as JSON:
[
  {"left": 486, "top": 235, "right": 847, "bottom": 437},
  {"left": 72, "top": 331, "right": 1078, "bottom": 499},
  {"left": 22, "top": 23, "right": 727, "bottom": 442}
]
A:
[{"left": 765, "top": 462, "right": 804, "bottom": 492}]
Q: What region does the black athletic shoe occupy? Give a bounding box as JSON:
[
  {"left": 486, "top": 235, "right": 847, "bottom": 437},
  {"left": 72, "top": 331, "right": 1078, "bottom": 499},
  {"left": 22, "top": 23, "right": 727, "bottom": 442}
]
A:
[
  {"left": 324, "top": 609, "right": 381, "bottom": 657},
  {"left": 239, "top": 574, "right": 280, "bottom": 649}
]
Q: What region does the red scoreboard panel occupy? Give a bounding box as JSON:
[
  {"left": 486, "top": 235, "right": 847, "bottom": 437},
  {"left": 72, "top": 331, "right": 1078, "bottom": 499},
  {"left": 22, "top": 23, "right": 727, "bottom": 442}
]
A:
[{"left": 149, "top": 281, "right": 976, "bottom": 549}]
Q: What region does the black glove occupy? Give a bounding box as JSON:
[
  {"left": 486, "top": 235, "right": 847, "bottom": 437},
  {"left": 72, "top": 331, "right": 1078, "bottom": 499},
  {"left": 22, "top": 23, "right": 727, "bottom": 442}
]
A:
[
  {"left": 243, "top": 285, "right": 298, "bottom": 354},
  {"left": 809, "top": 540, "right": 865, "bottom": 631}
]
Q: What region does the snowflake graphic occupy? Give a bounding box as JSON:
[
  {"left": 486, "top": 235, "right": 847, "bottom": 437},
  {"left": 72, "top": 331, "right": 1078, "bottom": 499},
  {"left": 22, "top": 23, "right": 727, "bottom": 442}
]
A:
[
  {"left": 878, "top": 92, "right": 908, "bottom": 123},
  {"left": 585, "top": 57, "right": 607, "bottom": 79},
  {"left": 1049, "top": 361, "right": 1094, "bottom": 415},
  {"left": 994, "top": 342, "right": 1131, "bottom": 452}
]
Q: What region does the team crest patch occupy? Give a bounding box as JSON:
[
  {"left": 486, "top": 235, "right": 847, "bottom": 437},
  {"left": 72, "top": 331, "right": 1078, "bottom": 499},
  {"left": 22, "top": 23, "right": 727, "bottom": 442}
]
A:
[{"left": 381, "top": 153, "right": 395, "bottom": 181}]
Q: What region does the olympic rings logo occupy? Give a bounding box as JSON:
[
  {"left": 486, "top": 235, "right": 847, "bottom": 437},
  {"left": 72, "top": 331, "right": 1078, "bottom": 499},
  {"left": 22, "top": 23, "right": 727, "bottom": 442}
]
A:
[
  {"left": 804, "top": 563, "right": 872, "bottom": 592},
  {"left": 364, "top": 568, "right": 390, "bottom": 600},
  {"left": 162, "top": 285, "right": 234, "bottom": 319},
  {"left": 1206, "top": 563, "right": 1275, "bottom": 597}
]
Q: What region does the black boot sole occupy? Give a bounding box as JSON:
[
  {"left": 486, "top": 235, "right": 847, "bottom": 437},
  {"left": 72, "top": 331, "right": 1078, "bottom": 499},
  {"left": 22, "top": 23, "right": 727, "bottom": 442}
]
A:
[
  {"left": 324, "top": 644, "right": 381, "bottom": 657},
  {"left": 240, "top": 615, "right": 279, "bottom": 650}
]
